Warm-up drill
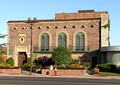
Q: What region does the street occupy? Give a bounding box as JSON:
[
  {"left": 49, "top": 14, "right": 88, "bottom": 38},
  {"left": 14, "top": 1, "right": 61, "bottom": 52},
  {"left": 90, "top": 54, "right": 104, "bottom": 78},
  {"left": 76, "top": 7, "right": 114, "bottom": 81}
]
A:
[{"left": 0, "top": 76, "right": 120, "bottom": 85}]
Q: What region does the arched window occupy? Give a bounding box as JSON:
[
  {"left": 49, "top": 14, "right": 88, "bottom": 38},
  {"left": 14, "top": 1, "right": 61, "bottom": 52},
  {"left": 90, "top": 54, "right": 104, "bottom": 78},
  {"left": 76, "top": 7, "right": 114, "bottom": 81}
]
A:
[
  {"left": 76, "top": 32, "right": 85, "bottom": 51},
  {"left": 41, "top": 33, "right": 49, "bottom": 51},
  {"left": 58, "top": 33, "right": 66, "bottom": 47}
]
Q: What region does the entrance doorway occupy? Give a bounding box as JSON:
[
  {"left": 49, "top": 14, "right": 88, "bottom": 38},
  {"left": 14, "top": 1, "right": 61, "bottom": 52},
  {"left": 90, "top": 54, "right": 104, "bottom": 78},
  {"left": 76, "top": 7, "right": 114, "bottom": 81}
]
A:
[
  {"left": 92, "top": 57, "right": 97, "bottom": 68},
  {"left": 18, "top": 52, "right": 27, "bottom": 67}
]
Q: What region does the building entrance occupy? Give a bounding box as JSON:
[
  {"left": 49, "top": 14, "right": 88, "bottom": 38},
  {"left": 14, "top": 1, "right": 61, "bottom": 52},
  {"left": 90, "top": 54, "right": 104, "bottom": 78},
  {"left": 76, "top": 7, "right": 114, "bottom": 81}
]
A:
[
  {"left": 92, "top": 57, "right": 97, "bottom": 68},
  {"left": 18, "top": 52, "right": 27, "bottom": 67}
]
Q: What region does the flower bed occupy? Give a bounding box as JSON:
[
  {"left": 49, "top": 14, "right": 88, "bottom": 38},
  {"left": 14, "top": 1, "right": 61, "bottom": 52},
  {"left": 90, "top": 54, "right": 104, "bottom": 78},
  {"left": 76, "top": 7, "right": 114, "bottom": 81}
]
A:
[
  {"left": 42, "top": 69, "right": 86, "bottom": 76},
  {"left": 0, "top": 68, "right": 21, "bottom": 74}
]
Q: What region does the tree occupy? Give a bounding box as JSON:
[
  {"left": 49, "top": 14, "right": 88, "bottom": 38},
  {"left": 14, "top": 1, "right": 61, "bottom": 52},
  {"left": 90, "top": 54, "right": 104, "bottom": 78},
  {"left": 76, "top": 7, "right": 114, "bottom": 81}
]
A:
[
  {"left": 7, "top": 57, "right": 14, "bottom": 66},
  {"left": 51, "top": 46, "right": 72, "bottom": 65},
  {"left": 0, "top": 34, "right": 7, "bottom": 55}
]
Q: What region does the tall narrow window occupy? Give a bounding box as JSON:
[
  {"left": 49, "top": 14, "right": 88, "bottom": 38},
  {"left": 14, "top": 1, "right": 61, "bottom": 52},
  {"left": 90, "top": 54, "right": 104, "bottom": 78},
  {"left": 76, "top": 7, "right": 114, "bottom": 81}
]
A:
[
  {"left": 76, "top": 32, "right": 85, "bottom": 51},
  {"left": 58, "top": 33, "right": 66, "bottom": 47},
  {"left": 41, "top": 33, "right": 49, "bottom": 51}
]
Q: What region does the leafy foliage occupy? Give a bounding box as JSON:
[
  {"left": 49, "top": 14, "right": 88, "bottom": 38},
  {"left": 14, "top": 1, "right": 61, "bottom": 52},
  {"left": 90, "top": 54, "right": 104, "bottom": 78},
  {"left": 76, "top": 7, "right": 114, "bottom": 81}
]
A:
[
  {"left": 116, "top": 67, "right": 120, "bottom": 73},
  {"left": 82, "top": 62, "right": 91, "bottom": 70},
  {"left": 0, "top": 34, "right": 7, "bottom": 55},
  {"left": 22, "top": 58, "right": 43, "bottom": 69},
  {"left": 0, "top": 62, "right": 18, "bottom": 69},
  {"left": 98, "top": 63, "right": 116, "bottom": 73},
  {"left": 21, "top": 58, "right": 31, "bottom": 68},
  {"left": 0, "top": 34, "right": 7, "bottom": 38},
  {"left": 0, "top": 56, "right": 3, "bottom": 64},
  {"left": 51, "top": 46, "right": 72, "bottom": 65},
  {"left": 93, "top": 65, "right": 99, "bottom": 74},
  {"left": 6, "top": 57, "right": 14, "bottom": 66},
  {"left": 34, "top": 56, "right": 53, "bottom": 67}
]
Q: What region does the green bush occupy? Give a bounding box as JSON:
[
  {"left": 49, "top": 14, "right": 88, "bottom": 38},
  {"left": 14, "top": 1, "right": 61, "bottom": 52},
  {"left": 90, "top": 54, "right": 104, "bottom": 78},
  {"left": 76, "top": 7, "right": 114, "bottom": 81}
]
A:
[
  {"left": 98, "top": 63, "right": 116, "bottom": 72},
  {"left": 98, "top": 64, "right": 111, "bottom": 72},
  {"left": 82, "top": 62, "right": 91, "bottom": 70},
  {"left": 69, "top": 64, "right": 85, "bottom": 69},
  {"left": 0, "top": 56, "right": 3, "bottom": 64},
  {"left": 0, "top": 62, "right": 10, "bottom": 68},
  {"left": 21, "top": 63, "right": 30, "bottom": 68},
  {"left": 51, "top": 46, "right": 72, "bottom": 65},
  {"left": 22, "top": 63, "right": 41, "bottom": 69},
  {"left": 52, "top": 64, "right": 59, "bottom": 69},
  {"left": 108, "top": 64, "right": 116, "bottom": 72},
  {"left": 58, "top": 64, "right": 66, "bottom": 69},
  {"left": 34, "top": 56, "right": 52, "bottom": 67},
  {"left": 21, "top": 58, "right": 31, "bottom": 68},
  {"left": 6, "top": 57, "right": 14, "bottom": 66},
  {"left": 27, "top": 58, "right": 31, "bottom": 64},
  {"left": 0, "top": 62, "right": 18, "bottom": 69},
  {"left": 116, "top": 67, "right": 120, "bottom": 73}
]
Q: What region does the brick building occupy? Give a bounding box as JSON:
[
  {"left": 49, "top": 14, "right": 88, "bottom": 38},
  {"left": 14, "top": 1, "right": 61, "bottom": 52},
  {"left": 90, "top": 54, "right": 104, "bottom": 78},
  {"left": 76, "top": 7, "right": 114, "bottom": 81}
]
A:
[{"left": 7, "top": 10, "right": 110, "bottom": 66}]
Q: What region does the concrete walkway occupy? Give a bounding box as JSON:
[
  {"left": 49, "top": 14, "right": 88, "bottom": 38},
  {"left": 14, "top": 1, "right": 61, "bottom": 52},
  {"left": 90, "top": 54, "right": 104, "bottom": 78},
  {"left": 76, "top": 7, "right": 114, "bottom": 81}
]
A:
[{"left": 0, "top": 70, "right": 120, "bottom": 79}]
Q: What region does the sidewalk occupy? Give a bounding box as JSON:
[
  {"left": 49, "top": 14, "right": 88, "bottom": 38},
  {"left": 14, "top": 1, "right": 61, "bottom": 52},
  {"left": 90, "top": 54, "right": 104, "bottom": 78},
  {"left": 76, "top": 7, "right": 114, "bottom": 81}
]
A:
[{"left": 0, "top": 72, "right": 120, "bottom": 79}]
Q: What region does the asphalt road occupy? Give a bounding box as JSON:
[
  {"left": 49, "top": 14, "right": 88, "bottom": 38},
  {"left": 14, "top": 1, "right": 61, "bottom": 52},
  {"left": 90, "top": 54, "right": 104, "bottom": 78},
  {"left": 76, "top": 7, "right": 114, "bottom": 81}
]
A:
[{"left": 0, "top": 76, "right": 120, "bottom": 85}]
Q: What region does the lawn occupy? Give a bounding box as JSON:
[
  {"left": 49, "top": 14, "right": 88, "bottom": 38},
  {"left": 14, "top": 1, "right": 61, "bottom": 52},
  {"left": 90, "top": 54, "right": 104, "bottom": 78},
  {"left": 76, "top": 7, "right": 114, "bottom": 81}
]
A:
[{"left": 99, "top": 72, "right": 120, "bottom": 76}]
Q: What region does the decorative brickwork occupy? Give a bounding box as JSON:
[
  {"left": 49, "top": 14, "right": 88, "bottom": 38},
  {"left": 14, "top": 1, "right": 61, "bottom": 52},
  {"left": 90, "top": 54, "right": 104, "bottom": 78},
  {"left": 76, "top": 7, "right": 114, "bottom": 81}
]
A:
[
  {"left": 42, "top": 69, "right": 87, "bottom": 76},
  {"left": 0, "top": 68, "right": 21, "bottom": 74},
  {"left": 7, "top": 10, "right": 109, "bottom": 66}
]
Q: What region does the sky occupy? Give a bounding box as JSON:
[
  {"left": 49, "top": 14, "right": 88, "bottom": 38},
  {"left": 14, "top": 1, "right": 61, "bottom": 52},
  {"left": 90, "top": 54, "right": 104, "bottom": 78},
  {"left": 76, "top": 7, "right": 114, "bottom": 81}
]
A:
[{"left": 0, "top": 0, "right": 120, "bottom": 46}]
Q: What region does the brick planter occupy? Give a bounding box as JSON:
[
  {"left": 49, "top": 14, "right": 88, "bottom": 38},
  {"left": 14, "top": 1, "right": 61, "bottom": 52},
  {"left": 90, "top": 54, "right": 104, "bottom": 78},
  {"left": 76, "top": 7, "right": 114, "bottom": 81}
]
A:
[
  {"left": 0, "top": 68, "right": 22, "bottom": 75},
  {"left": 93, "top": 73, "right": 99, "bottom": 77},
  {"left": 42, "top": 69, "right": 86, "bottom": 76}
]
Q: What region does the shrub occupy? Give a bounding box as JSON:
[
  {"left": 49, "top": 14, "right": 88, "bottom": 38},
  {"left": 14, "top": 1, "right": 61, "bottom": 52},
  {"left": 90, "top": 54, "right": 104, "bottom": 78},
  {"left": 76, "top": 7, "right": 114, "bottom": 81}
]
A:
[
  {"left": 93, "top": 66, "right": 99, "bottom": 74},
  {"left": 0, "top": 56, "right": 3, "bottom": 64},
  {"left": 98, "top": 63, "right": 116, "bottom": 72},
  {"left": 0, "top": 62, "right": 18, "bottom": 69},
  {"left": 58, "top": 64, "right": 66, "bottom": 69},
  {"left": 34, "top": 56, "right": 53, "bottom": 67},
  {"left": 6, "top": 57, "right": 14, "bottom": 66},
  {"left": 69, "top": 64, "right": 85, "bottom": 69},
  {"left": 53, "top": 64, "right": 59, "bottom": 69},
  {"left": 82, "top": 62, "right": 91, "bottom": 70},
  {"left": 0, "top": 62, "right": 10, "bottom": 68},
  {"left": 51, "top": 46, "right": 72, "bottom": 65},
  {"left": 27, "top": 58, "right": 31, "bottom": 64},
  {"left": 116, "top": 66, "right": 120, "bottom": 73},
  {"left": 70, "top": 64, "right": 78, "bottom": 68},
  {"left": 21, "top": 63, "right": 30, "bottom": 68},
  {"left": 108, "top": 64, "right": 116, "bottom": 72},
  {"left": 98, "top": 64, "right": 111, "bottom": 72},
  {"left": 21, "top": 63, "right": 41, "bottom": 69}
]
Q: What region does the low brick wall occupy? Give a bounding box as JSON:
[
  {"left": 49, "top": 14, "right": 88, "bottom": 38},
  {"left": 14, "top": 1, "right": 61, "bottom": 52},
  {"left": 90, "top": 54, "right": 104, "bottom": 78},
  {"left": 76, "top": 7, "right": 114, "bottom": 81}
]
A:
[
  {"left": 0, "top": 68, "right": 21, "bottom": 75},
  {"left": 42, "top": 69, "right": 86, "bottom": 76}
]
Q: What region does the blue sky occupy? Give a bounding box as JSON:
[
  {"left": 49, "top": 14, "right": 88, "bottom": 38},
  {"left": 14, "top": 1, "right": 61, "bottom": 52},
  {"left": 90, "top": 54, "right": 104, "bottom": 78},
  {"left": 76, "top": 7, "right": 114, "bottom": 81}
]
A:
[{"left": 0, "top": 0, "right": 120, "bottom": 46}]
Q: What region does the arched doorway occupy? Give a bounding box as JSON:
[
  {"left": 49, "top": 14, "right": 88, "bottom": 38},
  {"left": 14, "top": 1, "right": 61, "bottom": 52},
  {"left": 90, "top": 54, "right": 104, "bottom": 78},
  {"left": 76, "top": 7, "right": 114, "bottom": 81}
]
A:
[
  {"left": 92, "top": 56, "right": 97, "bottom": 68},
  {"left": 18, "top": 52, "right": 27, "bottom": 67}
]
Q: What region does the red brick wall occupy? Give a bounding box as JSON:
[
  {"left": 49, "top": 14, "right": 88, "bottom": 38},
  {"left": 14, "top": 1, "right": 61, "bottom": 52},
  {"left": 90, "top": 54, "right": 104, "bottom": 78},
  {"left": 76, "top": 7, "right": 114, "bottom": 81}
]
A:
[
  {"left": 0, "top": 68, "right": 21, "bottom": 74},
  {"left": 8, "top": 20, "right": 100, "bottom": 51},
  {"left": 8, "top": 10, "right": 104, "bottom": 58},
  {"left": 42, "top": 69, "right": 86, "bottom": 76},
  {"left": 55, "top": 10, "right": 108, "bottom": 20}
]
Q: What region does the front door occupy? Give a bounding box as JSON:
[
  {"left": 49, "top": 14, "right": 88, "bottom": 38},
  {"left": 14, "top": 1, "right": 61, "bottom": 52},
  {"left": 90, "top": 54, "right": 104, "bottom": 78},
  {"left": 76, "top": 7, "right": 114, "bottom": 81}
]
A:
[
  {"left": 92, "top": 57, "right": 97, "bottom": 68},
  {"left": 18, "top": 52, "right": 27, "bottom": 67}
]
